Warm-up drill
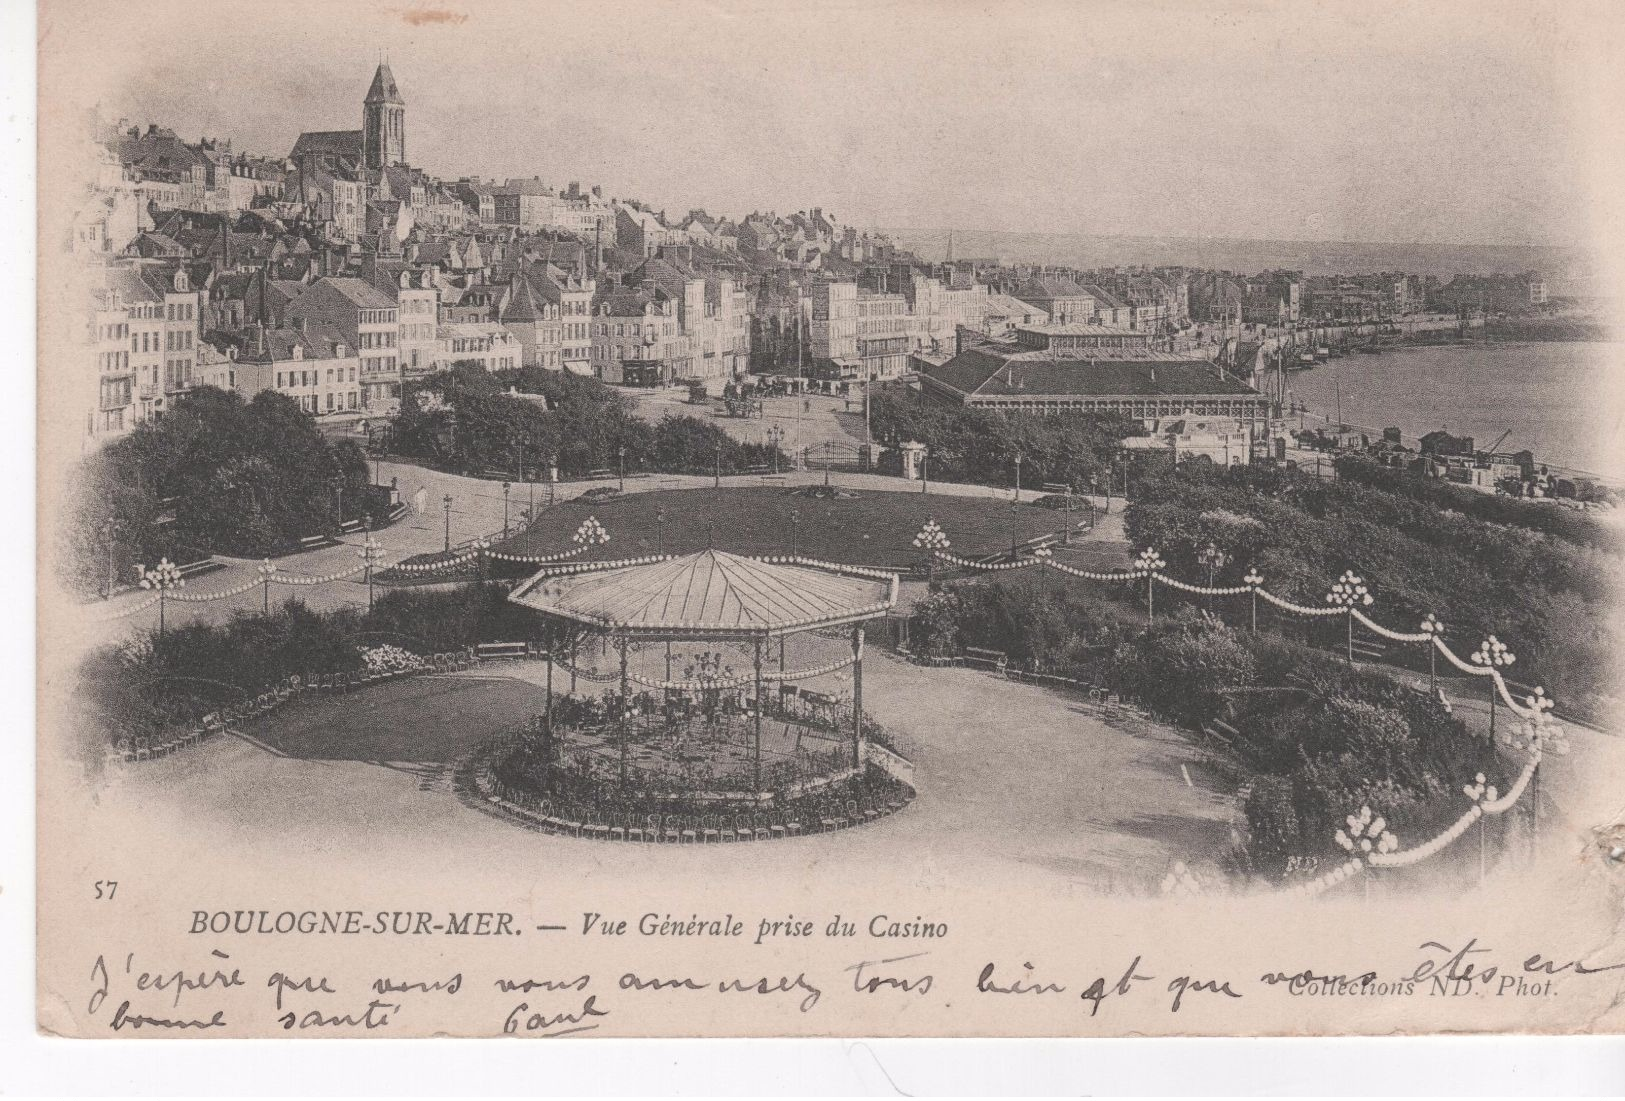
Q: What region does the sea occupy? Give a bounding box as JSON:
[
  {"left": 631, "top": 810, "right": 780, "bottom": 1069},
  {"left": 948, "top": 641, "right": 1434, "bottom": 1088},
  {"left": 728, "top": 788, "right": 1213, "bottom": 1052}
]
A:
[
  {"left": 1284, "top": 342, "right": 1625, "bottom": 481},
  {"left": 884, "top": 227, "right": 1599, "bottom": 283}
]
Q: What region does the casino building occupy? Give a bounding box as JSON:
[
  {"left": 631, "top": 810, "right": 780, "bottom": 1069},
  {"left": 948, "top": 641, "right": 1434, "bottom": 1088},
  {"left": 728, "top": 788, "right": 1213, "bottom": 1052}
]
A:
[{"left": 918, "top": 324, "right": 1269, "bottom": 424}]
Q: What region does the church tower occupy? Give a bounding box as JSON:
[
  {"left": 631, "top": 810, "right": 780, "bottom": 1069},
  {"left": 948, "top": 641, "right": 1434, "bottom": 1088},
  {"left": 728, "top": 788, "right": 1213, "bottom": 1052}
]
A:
[{"left": 362, "top": 61, "right": 405, "bottom": 170}]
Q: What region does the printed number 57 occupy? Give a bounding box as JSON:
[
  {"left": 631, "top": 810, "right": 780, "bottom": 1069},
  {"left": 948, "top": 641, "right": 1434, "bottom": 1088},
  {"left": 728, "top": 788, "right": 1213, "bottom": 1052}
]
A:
[{"left": 93, "top": 881, "right": 117, "bottom": 900}]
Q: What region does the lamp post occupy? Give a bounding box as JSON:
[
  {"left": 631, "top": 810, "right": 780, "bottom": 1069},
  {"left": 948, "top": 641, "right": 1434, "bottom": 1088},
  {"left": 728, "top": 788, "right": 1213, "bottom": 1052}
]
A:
[
  {"left": 913, "top": 517, "right": 950, "bottom": 579},
  {"left": 546, "top": 454, "right": 556, "bottom": 505},
  {"left": 1243, "top": 566, "right": 1263, "bottom": 632},
  {"left": 357, "top": 533, "right": 385, "bottom": 611},
  {"left": 138, "top": 557, "right": 185, "bottom": 636},
  {"left": 256, "top": 558, "right": 277, "bottom": 615},
  {"left": 767, "top": 424, "right": 784, "bottom": 475},
  {"left": 655, "top": 506, "right": 666, "bottom": 555},
  {"left": 616, "top": 446, "right": 625, "bottom": 492},
  {"left": 823, "top": 441, "right": 831, "bottom": 487},
  {"left": 1471, "top": 635, "right": 1516, "bottom": 741},
  {"left": 1198, "top": 542, "right": 1229, "bottom": 612},
  {"left": 1136, "top": 547, "right": 1165, "bottom": 623},
  {"left": 1463, "top": 774, "right": 1500, "bottom": 884},
  {"left": 714, "top": 442, "right": 722, "bottom": 488},
  {"left": 502, "top": 481, "right": 512, "bottom": 539},
  {"left": 1500, "top": 688, "right": 1566, "bottom": 851},
  {"left": 1030, "top": 545, "right": 1053, "bottom": 592},
  {"left": 442, "top": 493, "right": 453, "bottom": 551},
  {"left": 1419, "top": 613, "right": 1444, "bottom": 694},
  {"left": 1325, "top": 570, "right": 1372, "bottom": 662},
  {"left": 1013, "top": 453, "right": 1022, "bottom": 503},
  {"left": 789, "top": 508, "right": 800, "bottom": 557},
  {"left": 921, "top": 446, "right": 929, "bottom": 495},
  {"left": 332, "top": 478, "right": 345, "bottom": 529}
]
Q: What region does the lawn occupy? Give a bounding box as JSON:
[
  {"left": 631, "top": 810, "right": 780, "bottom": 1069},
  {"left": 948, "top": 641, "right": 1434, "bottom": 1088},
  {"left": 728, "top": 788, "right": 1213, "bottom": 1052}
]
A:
[
  {"left": 249, "top": 675, "right": 540, "bottom": 762},
  {"left": 490, "top": 487, "right": 1076, "bottom": 567}
]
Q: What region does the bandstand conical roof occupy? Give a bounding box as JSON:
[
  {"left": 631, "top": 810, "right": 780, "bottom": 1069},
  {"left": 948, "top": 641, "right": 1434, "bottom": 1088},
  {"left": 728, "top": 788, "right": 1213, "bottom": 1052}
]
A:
[{"left": 508, "top": 549, "right": 898, "bottom": 637}]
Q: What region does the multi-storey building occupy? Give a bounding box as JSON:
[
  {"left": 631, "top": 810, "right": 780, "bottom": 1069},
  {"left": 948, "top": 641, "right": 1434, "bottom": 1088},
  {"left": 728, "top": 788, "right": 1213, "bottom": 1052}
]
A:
[
  {"left": 88, "top": 283, "right": 134, "bottom": 440},
  {"left": 855, "top": 290, "right": 910, "bottom": 379},
  {"left": 590, "top": 288, "right": 685, "bottom": 385},
  {"left": 395, "top": 270, "right": 440, "bottom": 379},
  {"left": 500, "top": 265, "right": 564, "bottom": 370},
  {"left": 698, "top": 275, "right": 751, "bottom": 379},
  {"left": 615, "top": 205, "right": 677, "bottom": 258},
  {"left": 147, "top": 265, "right": 203, "bottom": 403},
  {"left": 437, "top": 323, "right": 520, "bottom": 373},
  {"left": 284, "top": 277, "right": 400, "bottom": 411},
  {"left": 493, "top": 178, "right": 557, "bottom": 230},
  {"left": 557, "top": 269, "right": 596, "bottom": 376},
  {"left": 1012, "top": 273, "right": 1096, "bottom": 326},
  {"left": 83, "top": 262, "right": 203, "bottom": 445},
  {"left": 809, "top": 281, "right": 859, "bottom": 377},
  {"left": 117, "top": 270, "right": 166, "bottom": 424},
  {"left": 113, "top": 124, "right": 209, "bottom": 210},
  {"left": 236, "top": 325, "right": 363, "bottom": 417}
]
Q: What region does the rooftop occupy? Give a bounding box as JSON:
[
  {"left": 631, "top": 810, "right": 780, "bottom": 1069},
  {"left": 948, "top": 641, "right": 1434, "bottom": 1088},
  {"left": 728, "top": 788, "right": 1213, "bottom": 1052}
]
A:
[
  {"left": 925, "top": 344, "right": 1261, "bottom": 400},
  {"left": 508, "top": 548, "right": 897, "bottom": 637}
]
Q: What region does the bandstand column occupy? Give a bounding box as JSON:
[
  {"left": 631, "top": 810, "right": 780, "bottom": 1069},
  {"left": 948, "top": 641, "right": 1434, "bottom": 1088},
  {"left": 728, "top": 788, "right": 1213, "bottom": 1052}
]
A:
[
  {"left": 752, "top": 636, "right": 764, "bottom": 794},
  {"left": 851, "top": 624, "right": 865, "bottom": 769},
  {"left": 544, "top": 623, "right": 555, "bottom": 730},
  {"left": 618, "top": 634, "right": 630, "bottom": 788}
]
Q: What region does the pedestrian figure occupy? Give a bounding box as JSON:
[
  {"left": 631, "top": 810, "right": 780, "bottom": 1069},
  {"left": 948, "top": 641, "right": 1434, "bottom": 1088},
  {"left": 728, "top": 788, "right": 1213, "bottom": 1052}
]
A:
[
  {"left": 414, "top": 486, "right": 427, "bottom": 516},
  {"left": 803, "top": 397, "right": 811, "bottom": 415}
]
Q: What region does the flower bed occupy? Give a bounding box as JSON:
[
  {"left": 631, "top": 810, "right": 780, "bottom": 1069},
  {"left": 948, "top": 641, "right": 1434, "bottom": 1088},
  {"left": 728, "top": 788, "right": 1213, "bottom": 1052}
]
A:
[
  {"left": 466, "top": 727, "right": 914, "bottom": 842},
  {"left": 359, "top": 643, "right": 426, "bottom": 677}
]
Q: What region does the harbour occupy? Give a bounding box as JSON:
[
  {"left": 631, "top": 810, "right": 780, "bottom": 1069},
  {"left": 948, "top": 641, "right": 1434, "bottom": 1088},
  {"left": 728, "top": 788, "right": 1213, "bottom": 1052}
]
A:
[{"left": 1282, "top": 339, "right": 1625, "bottom": 481}]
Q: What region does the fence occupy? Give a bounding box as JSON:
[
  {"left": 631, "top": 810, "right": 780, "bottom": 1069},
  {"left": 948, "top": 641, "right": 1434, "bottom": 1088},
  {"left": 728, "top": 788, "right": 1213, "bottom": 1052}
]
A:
[
  {"left": 931, "top": 544, "right": 1567, "bottom": 896},
  {"left": 107, "top": 646, "right": 484, "bottom": 766}
]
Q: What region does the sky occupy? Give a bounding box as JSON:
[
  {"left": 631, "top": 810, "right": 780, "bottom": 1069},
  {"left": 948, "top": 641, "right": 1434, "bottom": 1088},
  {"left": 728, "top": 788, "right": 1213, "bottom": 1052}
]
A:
[{"left": 40, "top": 0, "right": 1625, "bottom": 248}]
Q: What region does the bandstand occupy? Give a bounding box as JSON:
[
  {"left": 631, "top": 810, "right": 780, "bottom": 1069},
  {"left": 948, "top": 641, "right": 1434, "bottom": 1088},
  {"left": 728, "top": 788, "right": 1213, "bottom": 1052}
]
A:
[{"left": 507, "top": 549, "right": 898, "bottom": 798}]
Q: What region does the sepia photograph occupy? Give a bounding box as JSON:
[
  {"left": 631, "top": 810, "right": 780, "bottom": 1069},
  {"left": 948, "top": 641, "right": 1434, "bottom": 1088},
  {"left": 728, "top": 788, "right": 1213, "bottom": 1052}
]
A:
[{"left": 22, "top": 0, "right": 1625, "bottom": 1061}]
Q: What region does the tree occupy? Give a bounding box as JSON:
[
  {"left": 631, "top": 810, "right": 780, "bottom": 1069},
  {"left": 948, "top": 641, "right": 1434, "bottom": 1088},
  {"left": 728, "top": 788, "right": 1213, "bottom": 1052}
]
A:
[{"left": 63, "top": 387, "right": 368, "bottom": 591}]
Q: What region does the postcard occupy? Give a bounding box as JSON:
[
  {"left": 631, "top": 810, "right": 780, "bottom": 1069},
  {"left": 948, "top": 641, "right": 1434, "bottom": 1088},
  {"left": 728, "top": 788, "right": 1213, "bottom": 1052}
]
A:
[{"left": 34, "top": 0, "right": 1625, "bottom": 1040}]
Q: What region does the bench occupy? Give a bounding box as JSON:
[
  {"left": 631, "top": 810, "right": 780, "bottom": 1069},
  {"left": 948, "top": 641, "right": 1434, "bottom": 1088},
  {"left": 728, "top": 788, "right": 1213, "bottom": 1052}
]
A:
[
  {"left": 1202, "top": 719, "right": 1241, "bottom": 749},
  {"left": 298, "top": 534, "right": 336, "bottom": 551},
  {"left": 964, "top": 647, "right": 1009, "bottom": 674},
  {"left": 585, "top": 469, "right": 615, "bottom": 481},
  {"left": 475, "top": 641, "right": 531, "bottom": 660},
  {"left": 1350, "top": 638, "right": 1386, "bottom": 660},
  {"left": 174, "top": 559, "right": 225, "bottom": 581}
]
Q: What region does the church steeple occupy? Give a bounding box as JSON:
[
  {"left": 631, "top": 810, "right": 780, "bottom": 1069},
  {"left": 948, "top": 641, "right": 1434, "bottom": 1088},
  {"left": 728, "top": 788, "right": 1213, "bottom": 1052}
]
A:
[{"left": 362, "top": 61, "right": 405, "bottom": 170}]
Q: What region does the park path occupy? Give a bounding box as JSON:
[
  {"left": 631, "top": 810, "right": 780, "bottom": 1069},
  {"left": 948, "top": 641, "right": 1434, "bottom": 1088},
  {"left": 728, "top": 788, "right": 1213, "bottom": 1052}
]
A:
[
  {"left": 95, "top": 650, "right": 1240, "bottom": 894},
  {"left": 86, "top": 454, "right": 1124, "bottom": 637}
]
